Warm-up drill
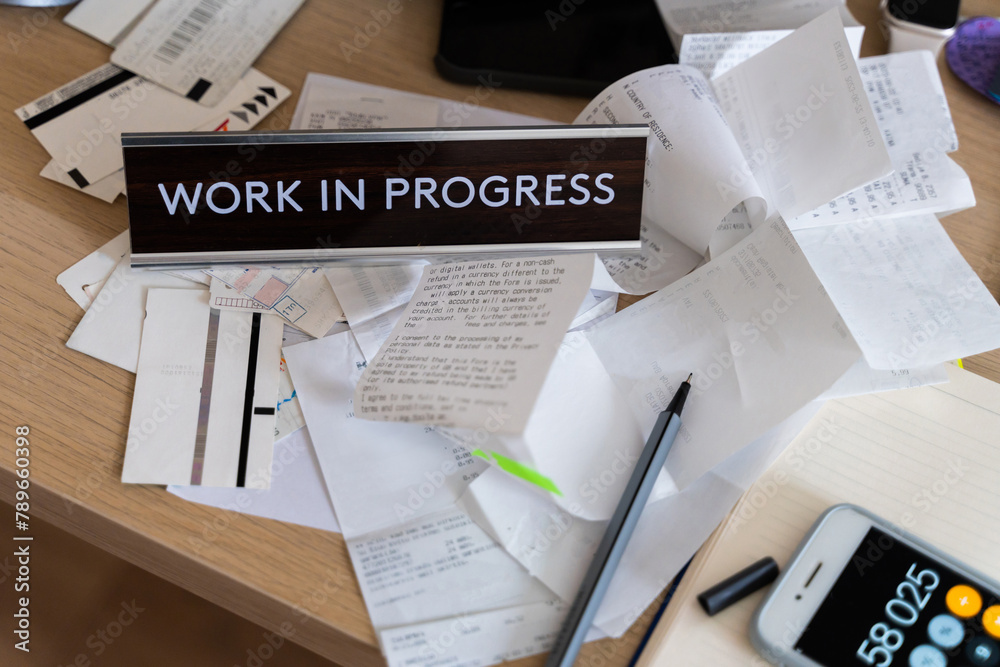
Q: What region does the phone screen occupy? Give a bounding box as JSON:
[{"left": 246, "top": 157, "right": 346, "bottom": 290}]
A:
[
  {"left": 886, "top": 0, "right": 960, "bottom": 30},
  {"left": 436, "top": 0, "right": 676, "bottom": 96},
  {"left": 795, "top": 527, "right": 1000, "bottom": 666}
]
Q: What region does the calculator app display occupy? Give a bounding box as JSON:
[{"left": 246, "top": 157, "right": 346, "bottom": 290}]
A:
[{"left": 795, "top": 527, "right": 1000, "bottom": 666}]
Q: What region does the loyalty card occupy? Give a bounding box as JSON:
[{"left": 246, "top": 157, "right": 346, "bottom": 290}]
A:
[
  {"left": 110, "top": 0, "right": 305, "bottom": 106},
  {"left": 16, "top": 65, "right": 290, "bottom": 188},
  {"left": 123, "top": 288, "right": 283, "bottom": 488}
]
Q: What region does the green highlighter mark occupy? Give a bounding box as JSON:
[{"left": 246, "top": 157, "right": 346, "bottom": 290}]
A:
[{"left": 471, "top": 449, "right": 562, "bottom": 496}]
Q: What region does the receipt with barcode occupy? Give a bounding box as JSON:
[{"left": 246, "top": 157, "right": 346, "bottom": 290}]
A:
[{"left": 110, "top": 0, "right": 304, "bottom": 106}]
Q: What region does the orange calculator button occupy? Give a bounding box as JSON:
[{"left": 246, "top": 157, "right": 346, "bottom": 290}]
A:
[
  {"left": 946, "top": 585, "right": 982, "bottom": 618},
  {"left": 983, "top": 606, "right": 1000, "bottom": 639}
]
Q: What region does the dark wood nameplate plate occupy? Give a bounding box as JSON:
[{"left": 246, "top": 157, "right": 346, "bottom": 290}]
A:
[{"left": 121, "top": 126, "right": 648, "bottom": 268}]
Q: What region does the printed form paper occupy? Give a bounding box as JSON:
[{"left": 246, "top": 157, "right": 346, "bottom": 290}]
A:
[
  {"left": 328, "top": 263, "right": 621, "bottom": 361},
  {"left": 379, "top": 599, "right": 570, "bottom": 667},
  {"left": 354, "top": 255, "right": 594, "bottom": 434},
  {"left": 795, "top": 214, "right": 1000, "bottom": 369},
  {"left": 284, "top": 333, "right": 563, "bottom": 667}
]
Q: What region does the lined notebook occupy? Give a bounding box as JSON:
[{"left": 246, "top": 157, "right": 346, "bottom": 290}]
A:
[{"left": 637, "top": 364, "right": 1000, "bottom": 665}]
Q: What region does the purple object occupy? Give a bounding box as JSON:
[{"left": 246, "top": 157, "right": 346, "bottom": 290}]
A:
[{"left": 946, "top": 16, "right": 1000, "bottom": 104}]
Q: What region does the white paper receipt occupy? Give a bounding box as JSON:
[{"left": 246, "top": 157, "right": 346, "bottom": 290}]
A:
[
  {"left": 111, "top": 0, "right": 304, "bottom": 106},
  {"left": 355, "top": 255, "right": 594, "bottom": 434}
]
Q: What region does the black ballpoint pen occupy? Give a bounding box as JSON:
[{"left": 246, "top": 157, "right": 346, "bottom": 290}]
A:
[{"left": 545, "top": 373, "right": 693, "bottom": 667}]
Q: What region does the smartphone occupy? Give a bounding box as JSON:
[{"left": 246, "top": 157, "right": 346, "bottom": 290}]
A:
[
  {"left": 435, "top": 0, "right": 677, "bottom": 97},
  {"left": 751, "top": 504, "right": 1000, "bottom": 667},
  {"left": 883, "top": 0, "right": 961, "bottom": 32}
]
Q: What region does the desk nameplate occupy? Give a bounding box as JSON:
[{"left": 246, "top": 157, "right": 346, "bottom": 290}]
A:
[{"left": 121, "top": 126, "right": 648, "bottom": 268}]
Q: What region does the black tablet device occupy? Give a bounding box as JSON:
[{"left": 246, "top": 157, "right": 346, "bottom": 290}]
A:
[{"left": 435, "top": 0, "right": 677, "bottom": 97}]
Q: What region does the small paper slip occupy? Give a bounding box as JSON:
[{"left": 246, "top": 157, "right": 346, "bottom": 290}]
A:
[
  {"left": 678, "top": 26, "right": 865, "bottom": 81},
  {"left": 710, "top": 9, "right": 892, "bottom": 221},
  {"left": 40, "top": 160, "right": 126, "bottom": 203},
  {"left": 167, "top": 427, "right": 340, "bottom": 533},
  {"left": 379, "top": 599, "right": 569, "bottom": 667},
  {"left": 208, "top": 278, "right": 269, "bottom": 313},
  {"left": 820, "top": 358, "right": 949, "bottom": 400},
  {"left": 208, "top": 267, "right": 344, "bottom": 338},
  {"left": 66, "top": 257, "right": 205, "bottom": 373},
  {"left": 16, "top": 65, "right": 289, "bottom": 187},
  {"left": 633, "top": 365, "right": 1000, "bottom": 666},
  {"left": 659, "top": 0, "right": 857, "bottom": 39},
  {"left": 123, "top": 288, "right": 283, "bottom": 487},
  {"left": 792, "top": 51, "right": 974, "bottom": 228},
  {"left": 110, "top": 0, "right": 304, "bottom": 106},
  {"left": 595, "top": 216, "right": 706, "bottom": 295},
  {"left": 207, "top": 267, "right": 305, "bottom": 308},
  {"left": 795, "top": 214, "right": 1000, "bottom": 370},
  {"left": 57, "top": 231, "right": 129, "bottom": 310},
  {"left": 291, "top": 72, "right": 552, "bottom": 132},
  {"left": 273, "top": 352, "right": 304, "bottom": 442},
  {"left": 299, "top": 93, "right": 439, "bottom": 130},
  {"left": 323, "top": 262, "right": 428, "bottom": 362},
  {"left": 354, "top": 254, "right": 595, "bottom": 434}
]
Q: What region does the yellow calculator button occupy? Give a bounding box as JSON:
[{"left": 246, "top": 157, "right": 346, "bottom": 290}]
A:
[
  {"left": 983, "top": 606, "right": 1000, "bottom": 639},
  {"left": 946, "top": 585, "right": 982, "bottom": 618}
]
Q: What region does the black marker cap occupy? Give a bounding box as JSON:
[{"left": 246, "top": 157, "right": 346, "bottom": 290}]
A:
[{"left": 697, "top": 556, "right": 779, "bottom": 616}]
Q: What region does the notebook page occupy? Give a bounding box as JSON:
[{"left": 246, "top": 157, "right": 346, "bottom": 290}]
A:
[{"left": 638, "top": 364, "right": 1000, "bottom": 665}]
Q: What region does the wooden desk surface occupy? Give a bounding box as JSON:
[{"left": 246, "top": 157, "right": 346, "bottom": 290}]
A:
[{"left": 0, "top": 1, "right": 997, "bottom": 665}]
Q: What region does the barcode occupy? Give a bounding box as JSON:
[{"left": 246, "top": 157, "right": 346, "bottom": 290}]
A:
[
  {"left": 153, "top": 0, "right": 223, "bottom": 64},
  {"left": 353, "top": 268, "right": 379, "bottom": 310},
  {"left": 212, "top": 296, "right": 266, "bottom": 310}
]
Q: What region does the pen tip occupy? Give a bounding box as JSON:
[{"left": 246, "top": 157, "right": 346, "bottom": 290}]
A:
[{"left": 686, "top": 373, "right": 693, "bottom": 383}]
